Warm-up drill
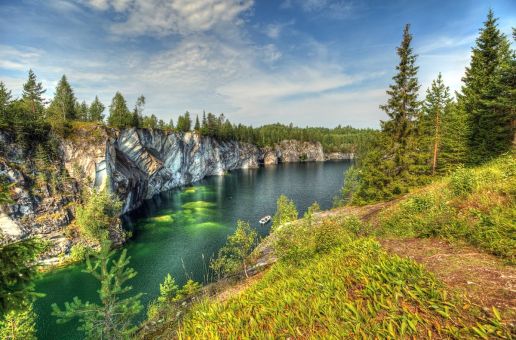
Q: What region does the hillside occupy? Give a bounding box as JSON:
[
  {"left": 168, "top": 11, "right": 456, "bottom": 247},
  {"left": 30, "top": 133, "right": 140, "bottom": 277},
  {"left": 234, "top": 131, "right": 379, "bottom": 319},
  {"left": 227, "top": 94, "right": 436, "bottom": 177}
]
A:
[{"left": 142, "top": 154, "right": 515, "bottom": 339}]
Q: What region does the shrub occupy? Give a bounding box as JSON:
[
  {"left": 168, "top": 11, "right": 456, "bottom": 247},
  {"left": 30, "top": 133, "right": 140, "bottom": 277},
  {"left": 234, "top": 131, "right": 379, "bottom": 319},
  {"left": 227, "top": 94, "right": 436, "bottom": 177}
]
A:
[
  {"left": 210, "top": 220, "right": 258, "bottom": 278},
  {"left": 271, "top": 195, "right": 298, "bottom": 230},
  {"left": 449, "top": 166, "right": 476, "bottom": 196},
  {"left": 75, "top": 189, "right": 122, "bottom": 242}
]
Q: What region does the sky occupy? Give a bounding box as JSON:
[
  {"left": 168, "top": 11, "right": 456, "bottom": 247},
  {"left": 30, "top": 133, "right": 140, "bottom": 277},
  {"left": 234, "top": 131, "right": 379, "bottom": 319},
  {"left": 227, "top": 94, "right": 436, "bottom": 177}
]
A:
[{"left": 0, "top": 0, "right": 515, "bottom": 128}]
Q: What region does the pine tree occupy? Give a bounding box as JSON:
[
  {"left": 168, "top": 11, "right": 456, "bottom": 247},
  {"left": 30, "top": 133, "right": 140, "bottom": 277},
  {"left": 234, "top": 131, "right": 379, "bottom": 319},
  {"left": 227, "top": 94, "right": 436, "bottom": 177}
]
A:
[
  {"left": 168, "top": 118, "right": 174, "bottom": 129},
  {"left": 107, "top": 92, "right": 132, "bottom": 128},
  {"left": 74, "top": 100, "right": 89, "bottom": 121},
  {"left": 21, "top": 69, "right": 45, "bottom": 117},
  {"left": 0, "top": 238, "right": 47, "bottom": 313},
  {"left": 0, "top": 303, "right": 37, "bottom": 340},
  {"left": 439, "top": 101, "right": 469, "bottom": 172},
  {"left": 0, "top": 82, "right": 12, "bottom": 125},
  {"left": 48, "top": 75, "right": 76, "bottom": 121},
  {"left": 458, "top": 10, "right": 513, "bottom": 163},
  {"left": 131, "top": 95, "right": 145, "bottom": 128},
  {"left": 379, "top": 24, "right": 421, "bottom": 179},
  {"left": 194, "top": 114, "right": 200, "bottom": 131},
  {"left": 421, "top": 73, "right": 452, "bottom": 174},
  {"left": 52, "top": 241, "right": 143, "bottom": 339},
  {"left": 89, "top": 96, "right": 105, "bottom": 122}
]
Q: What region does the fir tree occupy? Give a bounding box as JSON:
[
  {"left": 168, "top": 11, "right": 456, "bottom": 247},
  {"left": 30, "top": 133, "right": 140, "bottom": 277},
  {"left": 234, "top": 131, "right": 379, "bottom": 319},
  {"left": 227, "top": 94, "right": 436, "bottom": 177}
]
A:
[
  {"left": 89, "top": 96, "right": 105, "bottom": 122},
  {"left": 458, "top": 10, "right": 513, "bottom": 163},
  {"left": 194, "top": 114, "right": 200, "bottom": 131},
  {"left": 48, "top": 75, "right": 76, "bottom": 121},
  {"left": 107, "top": 92, "right": 132, "bottom": 128},
  {"left": 21, "top": 69, "right": 45, "bottom": 117},
  {"left": 168, "top": 118, "right": 174, "bottom": 129},
  {"left": 131, "top": 95, "right": 145, "bottom": 128},
  {"left": 75, "top": 100, "right": 89, "bottom": 121},
  {"left": 0, "top": 238, "right": 47, "bottom": 313},
  {"left": 52, "top": 241, "right": 143, "bottom": 339},
  {"left": 379, "top": 24, "right": 422, "bottom": 179},
  {"left": 0, "top": 303, "right": 37, "bottom": 340},
  {"left": 0, "top": 82, "right": 12, "bottom": 125}
]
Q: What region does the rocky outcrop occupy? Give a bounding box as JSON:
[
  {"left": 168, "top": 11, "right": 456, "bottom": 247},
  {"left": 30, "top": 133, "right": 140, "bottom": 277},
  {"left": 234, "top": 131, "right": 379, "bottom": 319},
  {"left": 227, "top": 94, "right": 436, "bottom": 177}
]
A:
[
  {"left": 103, "top": 129, "right": 260, "bottom": 212},
  {"left": 324, "top": 152, "right": 355, "bottom": 160},
  {"left": 260, "top": 140, "right": 325, "bottom": 165},
  {"left": 0, "top": 127, "right": 349, "bottom": 257}
]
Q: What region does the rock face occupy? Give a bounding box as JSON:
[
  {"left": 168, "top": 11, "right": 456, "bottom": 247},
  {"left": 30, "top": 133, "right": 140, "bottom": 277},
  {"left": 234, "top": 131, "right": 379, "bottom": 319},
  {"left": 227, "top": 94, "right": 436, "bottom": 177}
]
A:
[
  {"left": 261, "top": 140, "right": 325, "bottom": 165},
  {"left": 103, "top": 129, "right": 260, "bottom": 213},
  {"left": 0, "top": 127, "right": 351, "bottom": 254}
]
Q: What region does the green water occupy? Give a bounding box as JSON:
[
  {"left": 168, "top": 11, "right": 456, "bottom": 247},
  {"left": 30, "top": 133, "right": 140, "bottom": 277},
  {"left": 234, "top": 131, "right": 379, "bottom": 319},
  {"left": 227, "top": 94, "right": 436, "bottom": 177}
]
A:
[{"left": 34, "top": 160, "right": 351, "bottom": 339}]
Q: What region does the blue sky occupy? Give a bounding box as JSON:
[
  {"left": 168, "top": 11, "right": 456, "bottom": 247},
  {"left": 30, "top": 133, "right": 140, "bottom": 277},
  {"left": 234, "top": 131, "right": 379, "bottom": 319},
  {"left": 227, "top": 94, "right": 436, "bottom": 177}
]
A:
[{"left": 0, "top": 0, "right": 514, "bottom": 128}]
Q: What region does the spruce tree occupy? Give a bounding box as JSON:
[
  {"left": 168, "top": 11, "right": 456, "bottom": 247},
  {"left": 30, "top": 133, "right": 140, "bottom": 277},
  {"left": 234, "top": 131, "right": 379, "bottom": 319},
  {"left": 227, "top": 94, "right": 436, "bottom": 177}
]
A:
[
  {"left": 88, "top": 96, "right": 105, "bottom": 122},
  {"left": 458, "top": 10, "right": 513, "bottom": 163},
  {"left": 0, "top": 238, "right": 47, "bottom": 313},
  {"left": 52, "top": 241, "right": 142, "bottom": 339},
  {"left": 75, "top": 100, "right": 89, "bottom": 121},
  {"left": 21, "top": 69, "right": 45, "bottom": 117},
  {"left": 421, "top": 73, "right": 452, "bottom": 174},
  {"left": 379, "top": 24, "right": 422, "bottom": 184},
  {"left": 0, "top": 82, "right": 12, "bottom": 125},
  {"left": 0, "top": 303, "right": 37, "bottom": 340},
  {"left": 131, "top": 95, "right": 145, "bottom": 128},
  {"left": 107, "top": 92, "right": 132, "bottom": 128},
  {"left": 194, "top": 114, "right": 200, "bottom": 131},
  {"left": 48, "top": 75, "right": 76, "bottom": 121}
]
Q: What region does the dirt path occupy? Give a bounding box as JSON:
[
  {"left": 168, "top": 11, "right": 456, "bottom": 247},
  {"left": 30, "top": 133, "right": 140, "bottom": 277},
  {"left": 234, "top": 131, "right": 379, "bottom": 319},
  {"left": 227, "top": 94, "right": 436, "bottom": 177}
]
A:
[
  {"left": 320, "top": 199, "right": 516, "bottom": 321},
  {"left": 381, "top": 238, "right": 516, "bottom": 321}
]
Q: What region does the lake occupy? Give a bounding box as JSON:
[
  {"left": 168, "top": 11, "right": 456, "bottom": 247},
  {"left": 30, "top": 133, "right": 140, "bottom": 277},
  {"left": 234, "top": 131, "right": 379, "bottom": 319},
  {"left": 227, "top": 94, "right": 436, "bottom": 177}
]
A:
[{"left": 35, "top": 160, "right": 351, "bottom": 339}]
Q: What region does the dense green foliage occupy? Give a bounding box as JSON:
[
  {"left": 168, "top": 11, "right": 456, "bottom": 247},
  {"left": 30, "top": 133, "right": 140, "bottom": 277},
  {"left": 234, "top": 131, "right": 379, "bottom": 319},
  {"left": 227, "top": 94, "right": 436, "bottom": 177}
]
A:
[
  {"left": 343, "top": 10, "right": 514, "bottom": 204},
  {"left": 271, "top": 194, "right": 299, "bottom": 230},
  {"left": 0, "top": 304, "right": 37, "bottom": 340},
  {"left": 0, "top": 239, "right": 47, "bottom": 314},
  {"left": 75, "top": 188, "right": 123, "bottom": 242},
  {"left": 52, "top": 241, "right": 143, "bottom": 339},
  {"left": 458, "top": 10, "right": 514, "bottom": 164},
  {"left": 145, "top": 274, "right": 201, "bottom": 323},
  {"left": 210, "top": 220, "right": 259, "bottom": 278}
]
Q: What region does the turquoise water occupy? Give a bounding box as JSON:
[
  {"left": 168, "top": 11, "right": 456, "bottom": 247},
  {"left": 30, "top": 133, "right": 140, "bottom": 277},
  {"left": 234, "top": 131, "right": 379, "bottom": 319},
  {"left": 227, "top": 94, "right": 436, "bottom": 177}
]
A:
[{"left": 34, "top": 160, "right": 351, "bottom": 339}]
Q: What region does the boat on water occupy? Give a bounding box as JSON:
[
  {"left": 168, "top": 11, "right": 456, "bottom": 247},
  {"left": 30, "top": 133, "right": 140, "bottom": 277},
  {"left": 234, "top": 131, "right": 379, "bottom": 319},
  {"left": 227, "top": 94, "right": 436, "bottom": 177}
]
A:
[{"left": 259, "top": 215, "right": 271, "bottom": 224}]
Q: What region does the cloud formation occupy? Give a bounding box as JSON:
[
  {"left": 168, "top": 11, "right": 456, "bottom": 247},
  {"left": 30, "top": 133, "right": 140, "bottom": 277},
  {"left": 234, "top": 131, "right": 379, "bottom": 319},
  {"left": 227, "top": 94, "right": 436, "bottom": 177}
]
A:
[{"left": 84, "top": 0, "right": 254, "bottom": 36}]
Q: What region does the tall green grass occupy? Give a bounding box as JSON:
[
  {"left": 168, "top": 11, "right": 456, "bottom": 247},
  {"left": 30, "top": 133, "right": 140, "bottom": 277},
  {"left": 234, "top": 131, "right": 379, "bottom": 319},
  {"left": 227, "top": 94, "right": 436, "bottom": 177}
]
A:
[
  {"left": 163, "top": 214, "right": 511, "bottom": 339},
  {"left": 378, "top": 154, "right": 516, "bottom": 262}
]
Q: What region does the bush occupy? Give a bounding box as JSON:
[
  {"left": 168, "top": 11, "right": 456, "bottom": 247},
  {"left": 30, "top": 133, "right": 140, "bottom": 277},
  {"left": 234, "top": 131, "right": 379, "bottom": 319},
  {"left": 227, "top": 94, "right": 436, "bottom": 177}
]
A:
[
  {"left": 210, "top": 220, "right": 258, "bottom": 278},
  {"left": 68, "top": 243, "right": 92, "bottom": 263},
  {"left": 449, "top": 166, "right": 476, "bottom": 196},
  {"left": 271, "top": 195, "right": 298, "bottom": 230},
  {"left": 75, "top": 189, "right": 122, "bottom": 242}
]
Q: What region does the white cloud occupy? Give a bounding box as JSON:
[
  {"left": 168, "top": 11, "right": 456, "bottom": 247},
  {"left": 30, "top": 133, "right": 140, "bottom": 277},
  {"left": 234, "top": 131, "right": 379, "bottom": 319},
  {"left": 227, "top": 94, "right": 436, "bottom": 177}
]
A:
[{"left": 84, "top": 0, "right": 254, "bottom": 36}]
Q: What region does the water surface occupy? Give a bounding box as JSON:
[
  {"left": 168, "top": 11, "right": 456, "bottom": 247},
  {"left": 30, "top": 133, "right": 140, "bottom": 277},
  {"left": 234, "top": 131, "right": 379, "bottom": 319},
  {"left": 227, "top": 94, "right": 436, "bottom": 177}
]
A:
[{"left": 35, "top": 160, "right": 351, "bottom": 339}]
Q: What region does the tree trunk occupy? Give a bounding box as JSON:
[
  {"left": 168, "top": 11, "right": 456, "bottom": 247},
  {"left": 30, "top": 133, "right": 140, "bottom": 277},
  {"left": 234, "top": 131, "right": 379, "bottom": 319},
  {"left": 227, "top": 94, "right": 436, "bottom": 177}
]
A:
[
  {"left": 243, "top": 261, "right": 249, "bottom": 278},
  {"left": 432, "top": 109, "right": 441, "bottom": 175}
]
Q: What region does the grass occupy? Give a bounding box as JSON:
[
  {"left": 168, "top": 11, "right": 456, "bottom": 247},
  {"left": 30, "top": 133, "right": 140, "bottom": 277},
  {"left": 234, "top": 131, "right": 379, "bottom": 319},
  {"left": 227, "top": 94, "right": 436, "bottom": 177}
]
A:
[
  {"left": 377, "top": 154, "right": 516, "bottom": 262},
  {"left": 140, "top": 154, "right": 515, "bottom": 339}
]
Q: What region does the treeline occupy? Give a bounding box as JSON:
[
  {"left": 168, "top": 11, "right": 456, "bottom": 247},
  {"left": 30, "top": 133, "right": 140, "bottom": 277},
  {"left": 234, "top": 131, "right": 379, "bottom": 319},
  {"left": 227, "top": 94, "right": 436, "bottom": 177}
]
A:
[
  {"left": 343, "top": 11, "right": 515, "bottom": 204},
  {"left": 0, "top": 75, "right": 374, "bottom": 153}
]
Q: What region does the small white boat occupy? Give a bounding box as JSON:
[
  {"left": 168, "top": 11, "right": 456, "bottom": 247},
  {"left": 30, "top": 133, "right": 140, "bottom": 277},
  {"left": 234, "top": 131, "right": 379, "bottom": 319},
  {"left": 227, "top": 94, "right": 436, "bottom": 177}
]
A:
[{"left": 259, "top": 215, "right": 271, "bottom": 224}]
